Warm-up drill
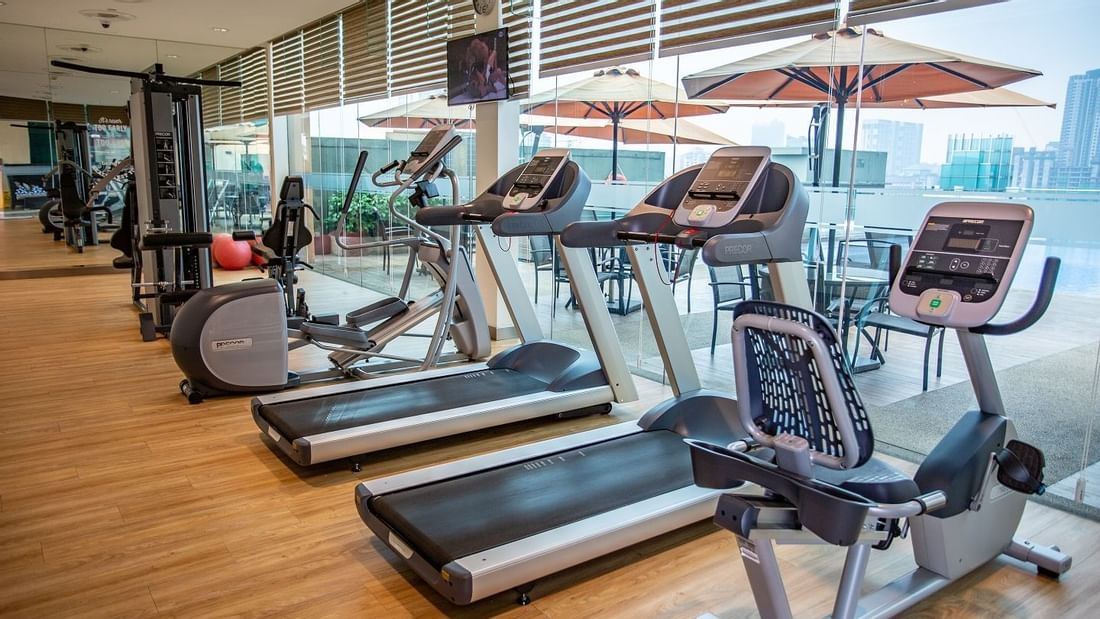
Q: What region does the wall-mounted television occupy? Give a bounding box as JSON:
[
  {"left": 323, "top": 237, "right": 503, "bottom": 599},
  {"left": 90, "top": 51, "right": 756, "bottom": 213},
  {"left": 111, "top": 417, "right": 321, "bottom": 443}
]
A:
[{"left": 447, "top": 27, "right": 509, "bottom": 106}]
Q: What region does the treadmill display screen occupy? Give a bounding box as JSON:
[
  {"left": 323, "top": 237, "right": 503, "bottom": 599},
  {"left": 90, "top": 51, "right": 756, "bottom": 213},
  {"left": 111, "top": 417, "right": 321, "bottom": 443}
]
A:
[{"left": 699, "top": 156, "right": 764, "bottom": 183}]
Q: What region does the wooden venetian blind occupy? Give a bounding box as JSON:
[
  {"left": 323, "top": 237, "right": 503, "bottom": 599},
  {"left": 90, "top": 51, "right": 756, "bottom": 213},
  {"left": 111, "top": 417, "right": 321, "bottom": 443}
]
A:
[
  {"left": 86, "top": 105, "right": 128, "bottom": 125},
  {"left": 302, "top": 16, "right": 342, "bottom": 111},
  {"left": 239, "top": 47, "right": 270, "bottom": 122},
  {"left": 217, "top": 57, "right": 244, "bottom": 124},
  {"left": 198, "top": 68, "right": 222, "bottom": 128},
  {"left": 659, "top": 0, "right": 839, "bottom": 57},
  {"left": 539, "top": 0, "right": 656, "bottom": 77},
  {"left": 389, "top": 0, "right": 475, "bottom": 94},
  {"left": 0, "top": 96, "right": 49, "bottom": 121},
  {"left": 271, "top": 32, "right": 305, "bottom": 116},
  {"left": 50, "top": 103, "right": 86, "bottom": 123},
  {"left": 846, "top": 0, "right": 1004, "bottom": 26},
  {"left": 503, "top": 0, "right": 533, "bottom": 97},
  {"left": 342, "top": 0, "right": 388, "bottom": 103}
]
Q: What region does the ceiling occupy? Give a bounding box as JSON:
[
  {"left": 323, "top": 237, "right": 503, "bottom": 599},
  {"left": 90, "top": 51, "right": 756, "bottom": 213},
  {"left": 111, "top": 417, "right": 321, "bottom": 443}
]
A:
[{"left": 0, "top": 0, "right": 356, "bottom": 106}]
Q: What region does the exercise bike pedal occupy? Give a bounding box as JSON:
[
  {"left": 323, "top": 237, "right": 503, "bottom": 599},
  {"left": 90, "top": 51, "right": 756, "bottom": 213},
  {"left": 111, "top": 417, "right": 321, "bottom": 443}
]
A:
[{"left": 995, "top": 439, "right": 1047, "bottom": 495}]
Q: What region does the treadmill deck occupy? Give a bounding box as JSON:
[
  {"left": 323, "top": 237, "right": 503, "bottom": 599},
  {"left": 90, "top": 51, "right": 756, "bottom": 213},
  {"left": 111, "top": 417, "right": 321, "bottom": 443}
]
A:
[
  {"left": 368, "top": 429, "right": 694, "bottom": 568},
  {"left": 259, "top": 368, "right": 549, "bottom": 440}
]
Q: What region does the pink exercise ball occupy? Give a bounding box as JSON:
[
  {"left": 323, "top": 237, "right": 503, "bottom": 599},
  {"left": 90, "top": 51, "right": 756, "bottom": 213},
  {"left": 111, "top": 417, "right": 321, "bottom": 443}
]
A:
[{"left": 213, "top": 237, "right": 253, "bottom": 270}]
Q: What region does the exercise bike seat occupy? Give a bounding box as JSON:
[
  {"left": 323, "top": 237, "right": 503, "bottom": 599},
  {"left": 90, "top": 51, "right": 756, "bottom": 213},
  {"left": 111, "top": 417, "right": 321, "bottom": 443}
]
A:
[
  {"left": 814, "top": 457, "right": 920, "bottom": 504},
  {"left": 298, "top": 322, "right": 373, "bottom": 349},
  {"left": 346, "top": 297, "right": 409, "bottom": 328}
]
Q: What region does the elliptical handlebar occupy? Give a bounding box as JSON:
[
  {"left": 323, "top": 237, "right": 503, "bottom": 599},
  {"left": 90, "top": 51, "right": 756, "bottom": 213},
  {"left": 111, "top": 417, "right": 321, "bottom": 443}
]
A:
[
  {"left": 336, "top": 134, "right": 463, "bottom": 251},
  {"left": 970, "top": 256, "right": 1060, "bottom": 337},
  {"left": 372, "top": 161, "right": 402, "bottom": 187}
]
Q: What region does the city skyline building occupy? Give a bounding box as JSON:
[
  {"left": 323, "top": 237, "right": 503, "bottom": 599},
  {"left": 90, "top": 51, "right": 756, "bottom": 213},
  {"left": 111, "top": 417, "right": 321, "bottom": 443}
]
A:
[
  {"left": 862, "top": 119, "right": 924, "bottom": 176},
  {"left": 1052, "top": 67, "right": 1100, "bottom": 188},
  {"left": 940, "top": 134, "right": 1014, "bottom": 191}
]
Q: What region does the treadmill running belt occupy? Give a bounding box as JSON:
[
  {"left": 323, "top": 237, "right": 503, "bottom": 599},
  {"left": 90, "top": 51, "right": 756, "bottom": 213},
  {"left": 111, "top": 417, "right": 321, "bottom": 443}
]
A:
[
  {"left": 260, "top": 369, "right": 549, "bottom": 440},
  {"left": 370, "top": 430, "right": 694, "bottom": 569}
]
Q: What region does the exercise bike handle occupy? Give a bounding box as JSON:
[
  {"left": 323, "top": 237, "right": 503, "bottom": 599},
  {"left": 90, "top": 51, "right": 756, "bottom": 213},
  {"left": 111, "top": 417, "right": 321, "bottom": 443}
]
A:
[{"left": 971, "top": 257, "right": 1060, "bottom": 337}]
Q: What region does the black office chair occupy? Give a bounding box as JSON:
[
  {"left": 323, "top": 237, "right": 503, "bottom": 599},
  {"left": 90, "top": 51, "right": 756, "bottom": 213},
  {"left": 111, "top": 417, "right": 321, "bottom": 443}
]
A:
[{"left": 708, "top": 265, "right": 753, "bottom": 354}]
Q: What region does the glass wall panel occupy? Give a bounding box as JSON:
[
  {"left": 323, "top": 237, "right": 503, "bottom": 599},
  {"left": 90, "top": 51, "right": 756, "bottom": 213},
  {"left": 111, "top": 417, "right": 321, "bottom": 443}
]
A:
[
  {"left": 204, "top": 120, "right": 271, "bottom": 234},
  {"left": 843, "top": 0, "right": 1100, "bottom": 516}
]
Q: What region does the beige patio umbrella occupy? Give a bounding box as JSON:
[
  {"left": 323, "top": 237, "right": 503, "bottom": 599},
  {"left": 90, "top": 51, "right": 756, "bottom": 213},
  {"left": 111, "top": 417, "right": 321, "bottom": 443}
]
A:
[
  {"left": 358, "top": 94, "right": 475, "bottom": 129},
  {"left": 865, "top": 87, "right": 1055, "bottom": 109},
  {"left": 525, "top": 67, "right": 730, "bottom": 179},
  {"left": 682, "top": 27, "right": 1042, "bottom": 186},
  {"left": 730, "top": 87, "right": 1055, "bottom": 110},
  {"left": 540, "top": 117, "right": 737, "bottom": 146}
]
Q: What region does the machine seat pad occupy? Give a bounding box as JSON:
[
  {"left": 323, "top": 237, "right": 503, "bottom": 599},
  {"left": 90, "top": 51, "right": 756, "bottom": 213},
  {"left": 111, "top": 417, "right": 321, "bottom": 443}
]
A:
[
  {"left": 141, "top": 232, "right": 214, "bottom": 249},
  {"left": 346, "top": 297, "right": 409, "bottom": 327},
  {"left": 815, "top": 457, "right": 920, "bottom": 505},
  {"left": 250, "top": 243, "right": 277, "bottom": 263},
  {"left": 299, "top": 322, "right": 372, "bottom": 349},
  {"left": 112, "top": 256, "right": 134, "bottom": 270}
]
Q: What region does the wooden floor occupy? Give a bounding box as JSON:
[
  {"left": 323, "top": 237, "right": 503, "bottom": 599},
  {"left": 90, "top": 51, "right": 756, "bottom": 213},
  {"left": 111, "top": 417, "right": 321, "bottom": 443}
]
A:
[
  {"left": 0, "top": 220, "right": 1098, "bottom": 618},
  {"left": 0, "top": 218, "right": 118, "bottom": 278}
]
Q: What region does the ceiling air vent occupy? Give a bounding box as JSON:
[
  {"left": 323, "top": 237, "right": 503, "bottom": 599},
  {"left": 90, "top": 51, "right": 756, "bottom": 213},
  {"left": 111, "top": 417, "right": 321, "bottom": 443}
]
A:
[{"left": 78, "top": 8, "right": 135, "bottom": 29}]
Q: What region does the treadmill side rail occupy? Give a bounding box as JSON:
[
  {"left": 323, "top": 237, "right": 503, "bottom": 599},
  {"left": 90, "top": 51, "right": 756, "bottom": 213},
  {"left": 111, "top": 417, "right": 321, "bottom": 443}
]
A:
[
  {"left": 358, "top": 421, "right": 642, "bottom": 495},
  {"left": 262, "top": 385, "right": 616, "bottom": 465},
  {"left": 358, "top": 484, "right": 720, "bottom": 604},
  {"left": 251, "top": 361, "right": 489, "bottom": 408}
]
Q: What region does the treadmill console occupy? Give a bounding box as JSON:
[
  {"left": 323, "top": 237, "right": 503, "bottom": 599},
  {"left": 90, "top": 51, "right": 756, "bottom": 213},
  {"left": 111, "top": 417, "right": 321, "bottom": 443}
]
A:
[
  {"left": 503, "top": 149, "right": 570, "bottom": 211},
  {"left": 672, "top": 146, "right": 771, "bottom": 228},
  {"left": 402, "top": 124, "right": 457, "bottom": 176},
  {"left": 889, "top": 202, "right": 1033, "bottom": 328}
]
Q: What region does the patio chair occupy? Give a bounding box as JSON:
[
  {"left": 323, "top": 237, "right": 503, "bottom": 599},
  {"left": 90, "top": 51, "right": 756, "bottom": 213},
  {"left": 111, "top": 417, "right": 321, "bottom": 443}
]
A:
[
  {"left": 527, "top": 235, "right": 556, "bottom": 304},
  {"left": 661, "top": 246, "right": 700, "bottom": 313},
  {"left": 708, "top": 265, "right": 753, "bottom": 354},
  {"left": 853, "top": 294, "right": 946, "bottom": 391}
]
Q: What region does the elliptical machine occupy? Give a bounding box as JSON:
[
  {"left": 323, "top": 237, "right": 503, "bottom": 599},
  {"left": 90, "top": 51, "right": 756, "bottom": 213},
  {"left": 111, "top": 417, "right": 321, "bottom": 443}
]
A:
[
  {"left": 170, "top": 125, "right": 490, "bottom": 403},
  {"left": 688, "top": 201, "right": 1071, "bottom": 618},
  {"left": 231, "top": 176, "right": 338, "bottom": 326}
]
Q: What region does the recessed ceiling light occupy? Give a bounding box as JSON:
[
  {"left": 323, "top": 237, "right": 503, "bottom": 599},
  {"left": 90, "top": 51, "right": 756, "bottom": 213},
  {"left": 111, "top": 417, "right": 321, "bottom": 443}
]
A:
[
  {"left": 165, "top": 54, "right": 179, "bottom": 59},
  {"left": 110, "top": 90, "right": 120, "bottom": 94},
  {"left": 212, "top": 27, "right": 230, "bottom": 33}
]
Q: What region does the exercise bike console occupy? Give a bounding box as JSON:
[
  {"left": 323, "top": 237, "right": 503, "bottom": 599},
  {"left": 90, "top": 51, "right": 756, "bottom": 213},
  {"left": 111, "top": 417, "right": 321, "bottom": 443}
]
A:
[{"left": 890, "top": 202, "right": 1033, "bottom": 328}]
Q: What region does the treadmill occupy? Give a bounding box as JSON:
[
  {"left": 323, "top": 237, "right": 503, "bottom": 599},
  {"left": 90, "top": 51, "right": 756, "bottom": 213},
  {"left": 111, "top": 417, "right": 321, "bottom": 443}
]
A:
[
  {"left": 251, "top": 149, "right": 638, "bottom": 467},
  {"left": 355, "top": 146, "right": 816, "bottom": 605}
]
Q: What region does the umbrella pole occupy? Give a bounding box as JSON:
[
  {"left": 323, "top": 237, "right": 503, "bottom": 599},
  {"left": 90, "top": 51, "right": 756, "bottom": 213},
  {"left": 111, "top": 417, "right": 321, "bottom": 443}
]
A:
[
  {"left": 611, "top": 116, "right": 620, "bottom": 183},
  {"left": 832, "top": 99, "right": 846, "bottom": 187},
  {"left": 530, "top": 128, "right": 543, "bottom": 159}
]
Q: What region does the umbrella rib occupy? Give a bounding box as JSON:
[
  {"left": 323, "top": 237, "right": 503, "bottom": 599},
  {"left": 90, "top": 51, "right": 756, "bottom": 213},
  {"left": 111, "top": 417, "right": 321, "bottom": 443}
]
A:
[
  {"left": 927, "top": 62, "right": 993, "bottom": 89},
  {"left": 779, "top": 67, "right": 831, "bottom": 96},
  {"left": 694, "top": 73, "right": 743, "bottom": 98},
  {"left": 863, "top": 64, "right": 914, "bottom": 91},
  {"left": 767, "top": 75, "right": 797, "bottom": 100}
]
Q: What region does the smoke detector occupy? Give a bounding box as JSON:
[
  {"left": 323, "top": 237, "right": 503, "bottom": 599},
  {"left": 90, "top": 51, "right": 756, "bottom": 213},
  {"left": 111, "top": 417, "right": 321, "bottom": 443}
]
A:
[{"left": 78, "top": 8, "right": 135, "bottom": 29}]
